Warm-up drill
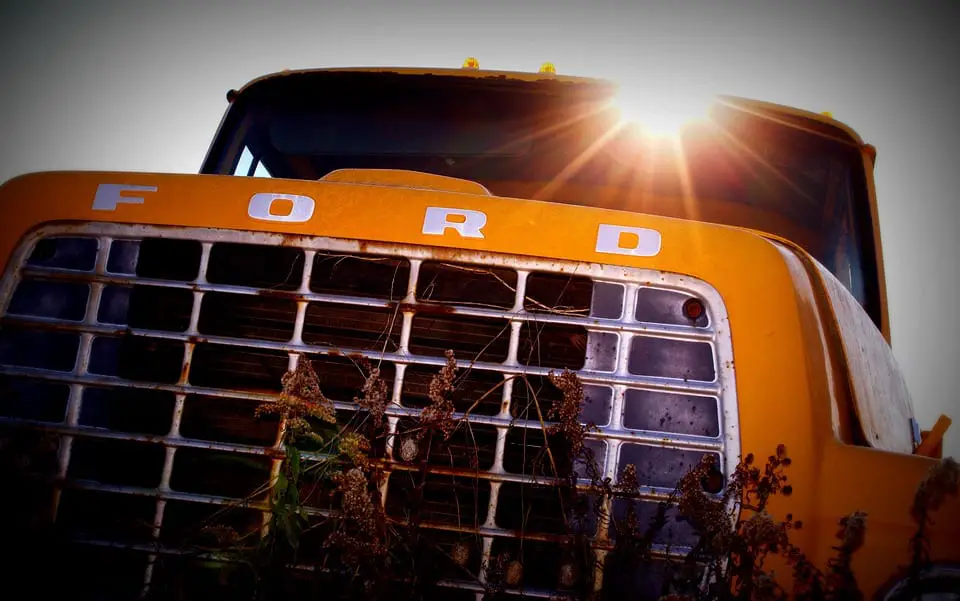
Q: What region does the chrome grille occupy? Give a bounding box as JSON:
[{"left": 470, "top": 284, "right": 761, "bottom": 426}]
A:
[{"left": 0, "top": 223, "right": 739, "bottom": 600}]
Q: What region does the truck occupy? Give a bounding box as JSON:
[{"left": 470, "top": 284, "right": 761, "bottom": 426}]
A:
[{"left": 0, "top": 62, "right": 957, "bottom": 600}]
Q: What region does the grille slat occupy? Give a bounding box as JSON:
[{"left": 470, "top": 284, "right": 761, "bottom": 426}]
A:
[
  {"left": 15, "top": 266, "right": 718, "bottom": 340},
  {"left": 0, "top": 225, "right": 739, "bottom": 600}
]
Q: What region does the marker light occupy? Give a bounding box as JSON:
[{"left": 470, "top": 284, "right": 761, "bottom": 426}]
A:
[
  {"left": 821, "top": 111, "right": 834, "bottom": 119},
  {"left": 462, "top": 57, "right": 480, "bottom": 70},
  {"left": 539, "top": 62, "right": 556, "bottom": 74},
  {"left": 614, "top": 82, "right": 714, "bottom": 138}
]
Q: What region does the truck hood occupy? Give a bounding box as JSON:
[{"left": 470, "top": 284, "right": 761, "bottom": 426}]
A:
[{"left": 0, "top": 170, "right": 780, "bottom": 286}]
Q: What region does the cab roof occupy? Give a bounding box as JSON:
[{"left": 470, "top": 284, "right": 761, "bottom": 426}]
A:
[{"left": 233, "top": 66, "right": 867, "bottom": 148}]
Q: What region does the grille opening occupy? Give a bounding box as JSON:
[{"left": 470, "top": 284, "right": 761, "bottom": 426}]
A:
[
  {"left": 169, "top": 447, "right": 271, "bottom": 499},
  {"left": 0, "top": 328, "right": 79, "bottom": 371},
  {"left": 27, "top": 236, "right": 98, "bottom": 271},
  {"left": 627, "top": 336, "right": 715, "bottom": 382},
  {"left": 402, "top": 365, "right": 504, "bottom": 416},
  {"left": 214, "top": 566, "right": 320, "bottom": 600},
  {"left": 150, "top": 556, "right": 258, "bottom": 601},
  {"left": 106, "top": 239, "right": 140, "bottom": 274},
  {"left": 489, "top": 537, "right": 571, "bottom": 590},
  {"left": 623, "top": 389, "right": 720, "bottom": 437},
  {"left": 592, "top": 281, "right": 625, "bottom": 319},
  {"left": 576, "top": 439, "right": 607, "bottom": 482},
  {"left": 0, "top": 429, "right": 58, "bottom": 528},
  {"left": 524, "top": 272, "right": 592, "bottom": 316},
  {"left": 386, "top": 471, "right": 491, "bottom": 527},
  {"left": 566, "top": 491, "right": 601, "bottom": 537},
  {"left": 190, "top": 343, "right": 288, "bottom": 392},
  {"left": 295, "top": 517, "right": 338, "bottom": 563},
  {"left": 56, "top": 488, "right": 157, "bottom": 544},
  {"left": 135, "top": 238, "right": 202, "bottom": 282},
  {"left": 57, "top": 546, "right": 150, "bottom": 599},
  {"left": 581, "top": 385, "right": 614, "bottom": 427},
  {"left": 159, "top": 500, "right": 264, "bottom": 545},
  {"left": 180, "top": 394, "right": 279, "bottom": 446},
  {"left": 79, "top": 387, "right": 175, "bottom": 435},
  {"left": 421, "top": 589, "right": 476, "bottom": 601},
  {"left": 0, "top": 376, "right": 68, "bottom": 422},
  {"left": 89, "top": 336, "right": 184, "bottom": 384},
  {"left": 502, "top": 427, "right": 573, "bottom": 478},
  {"left": 394, "top": 418, "right": 497, "bottom": 471},
  {"left": 3, "top": 479, "right": 53, "bottom": 531},
  {"left": 416, "top": 261, "right": 517, "bottom": 309},
  {"left": 310, "top": 251, "right": 410, "bottom": 299},
  {"left": 636, "top": 287, "right": 709, "bottom": 328},
  {"left": 206, "top": 242, "right": 304, "bottom": 290},
  {"left": 425, "top": 531, "right": 484, "bottom": 580},
  {"left": 99, "top": 285, "right": 194, "bottom": 331},
  {"left": 618, "top": 445, "right": 720, "bottom": 490},
  {"left": 198, "top": 292, "right": 297, "bottom": 342},
  {"left": 510, "top": 375, "right": 563, "bottom": 420},
  {"left": 517, "top": 322, "right": 587, "bottom": 369},
  {"left": 304, "top": 355, "right": 396, "bottom": 406},
  {"left": 409, "top": 314, "right": 510, "bottom": 362},
  {"left": 495, "top": 483, "right": 574, "bottom": 535},
  {"left": 0, "top": 428, "right": 60, "bottom": 478},
  {"left": 303, "top": 303, "right": 402, "bottom": 351},
  {"left": 67, "top": 438, "right": 165, "bottom": 488},
  {"left": 335, "top": 409, "right": 388, "bottom": 457},
  {"left": 601, "top": 553, "right": 673, "bottom": 601},
  {"left": 8, "top": 280, "right": 89, "bottom": 321},
  {"left": 608, "top": 498, "right": 698, "bottom": 548},
  {"left": 583, "top": 331, "right": 619, "bottom": 372},
  {"left": 297, "top": 466, "right": 341, "bottom": 510}
]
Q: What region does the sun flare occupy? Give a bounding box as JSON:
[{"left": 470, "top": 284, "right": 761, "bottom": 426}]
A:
[{"left": 613, "top": 83, "right": 715, "bottom": 138}]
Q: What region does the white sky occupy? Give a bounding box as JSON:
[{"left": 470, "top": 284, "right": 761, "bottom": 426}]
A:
[{"left": 1, "top": 1, "right": 958, "bottom": 457}]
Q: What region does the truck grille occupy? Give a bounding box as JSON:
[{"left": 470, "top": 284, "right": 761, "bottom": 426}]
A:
[{"left": 0, "top": 224, "right": 739, "bottom": 600}]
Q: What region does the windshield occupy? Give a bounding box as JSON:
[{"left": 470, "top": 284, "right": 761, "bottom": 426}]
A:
[{"left": 202, "top": 72, "right": 881, "bottom": 329}]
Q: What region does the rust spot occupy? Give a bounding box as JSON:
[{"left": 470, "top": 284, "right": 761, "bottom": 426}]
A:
[
  {"left": 326, "top": 349, "right": 342, "bottom": 357},
  {"left": 179, "top": 361, "right": 191, "bottom": 381},
  {"left": 398, "top": 302, "right": 456, "bottom": 316},
  {"left": 357, "top": 240, "right": 370, "bottom": 254},
  {"left": 276, "top": 233, "right": 314, "bottom": 248},
  {"left": 264, "top": 447, "right": 286, "bottom": 459},
  {"left": 186, "top": 335, "right": 208, "bottom": 345},
  {"left": 255, "top": 288, "right": 300, "bottom": 300}
]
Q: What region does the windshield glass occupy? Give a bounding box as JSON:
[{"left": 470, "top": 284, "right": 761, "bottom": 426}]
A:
[{"left": 203, "top": 72, "right": 881, "bottom": 328}]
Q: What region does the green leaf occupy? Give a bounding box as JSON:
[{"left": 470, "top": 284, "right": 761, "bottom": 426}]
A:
[{"left": 288, "top": 446, "right": 302, "bottom": 479}]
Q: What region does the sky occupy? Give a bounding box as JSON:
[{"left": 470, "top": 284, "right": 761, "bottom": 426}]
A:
[{"left": 1, "top": 0, "right": 958, "bottom": 457}]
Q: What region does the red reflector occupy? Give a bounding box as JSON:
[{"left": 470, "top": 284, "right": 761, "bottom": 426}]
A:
[{"left": 682, "top": 298, "right": 705, "bottom": 321}]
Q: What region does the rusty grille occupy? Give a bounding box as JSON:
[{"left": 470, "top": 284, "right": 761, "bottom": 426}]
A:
[{"left": 0, "top": 224, "right": 739, "bottom": 600}]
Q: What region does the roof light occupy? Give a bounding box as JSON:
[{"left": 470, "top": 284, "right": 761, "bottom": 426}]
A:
[
  {"left": 539, "top": 62, "right": 556, "bottom": 74},
  {"left": 462, "top": 57, "right": 480, "bottom": 70},
  {"left": 821, "top": 111, "right": 834, "bottom": 119}
]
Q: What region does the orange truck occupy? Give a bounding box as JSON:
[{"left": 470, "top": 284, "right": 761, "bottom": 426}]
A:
[{"left": 0, "top": 62, "right": 957, "bottom": 600}]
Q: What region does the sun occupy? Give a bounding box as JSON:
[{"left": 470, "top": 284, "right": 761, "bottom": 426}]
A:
[{"left": 613, "top": 82, "right": 715, "bottom": 138}]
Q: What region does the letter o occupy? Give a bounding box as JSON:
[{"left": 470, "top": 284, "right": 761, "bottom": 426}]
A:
[{"left": 248, "top": 193, "right": 316, "bottom": 223}]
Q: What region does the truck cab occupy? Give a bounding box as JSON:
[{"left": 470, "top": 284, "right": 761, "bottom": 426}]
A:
[{"left": 0, "top": 64, "right": 956, "bottom": 600}]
